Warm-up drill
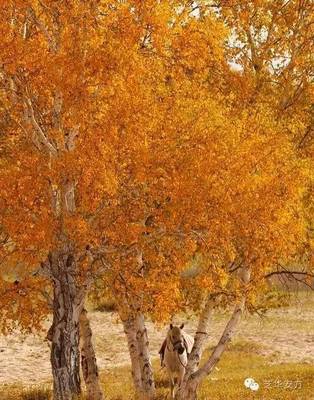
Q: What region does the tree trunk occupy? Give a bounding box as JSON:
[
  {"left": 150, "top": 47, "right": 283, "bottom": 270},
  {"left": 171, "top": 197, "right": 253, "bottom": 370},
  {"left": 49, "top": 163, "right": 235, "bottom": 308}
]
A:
[
  {"left": 175, "top": 297, "right": 213, "bottom": 400},
  {"left": 176, "top": 298, "right": 246, "bottom": 400},
  {"left": 80, "top": 308, "right": 104, "bottom": 400},
  {"left": 122, "top": 316, "right": 144, "bottom": 397},
  {"left": 135, "top": 314, "right": 155, "bottom": 399},
  {"left": 49, "top": 249, "right": 84, "bottom": 400},
  {"left": 176, "top": 377, "right": 200, "bottom": 400},
  {"left": 186, "top": 298, "right": 214, "bottom": 375},
  {"left": 176, "top": 268, "right": 251, "bottom": 400}
]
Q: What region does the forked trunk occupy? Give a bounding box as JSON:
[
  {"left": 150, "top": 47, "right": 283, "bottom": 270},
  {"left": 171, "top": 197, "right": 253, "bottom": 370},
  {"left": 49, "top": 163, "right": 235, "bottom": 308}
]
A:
[
  {"left": 80, "top": 308, "right": 104, "bottom": 400},
  {"left": 122, "top": 316, "right": 143, "bottom": 397},
  {"left": 177, "top": 269, "right": 251, "bottom": 400},
  {"left": 175, "top": 297, "right": 213, "bottom": 400},
  {"left": 49, "top": 250, "right": 84, "bottom": 400},
  {"left": 135, "top": 314, "right": 155, "bottom": 399},
  {"left": 176, "top": 298, "right": 246, "bottom": 400},
  {"left": 176, "top": 378, "right": 200, "bottom": 400}
]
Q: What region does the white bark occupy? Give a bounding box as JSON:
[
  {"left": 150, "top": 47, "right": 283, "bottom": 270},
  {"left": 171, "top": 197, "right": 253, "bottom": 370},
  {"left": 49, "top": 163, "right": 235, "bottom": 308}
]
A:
[
  {"left": 23, "top": 91, "right": 58, "bottom": 155},
  {"left": 122, "top": 316, "right": 143, "bottom": 396},
  {"left": 176, "top": 298, "right": 245, "bottom": 400},
  {"left": 135, "top": 314, "right": 155, "bottom": 399},
  {"left": 80, "top": 308, "right": 104, "bottom": 400},
  {"left": 185, "top": 298, "right": 214, "bottom": 375},
  {"left": 198, "top": 297, "right": 245, "bottom": 377},
  {"left": 175, "top": 297, "right": 213, "bottom": 400},
  {"left": 177, "top": 269, "right": 251, "bottom": 400}
]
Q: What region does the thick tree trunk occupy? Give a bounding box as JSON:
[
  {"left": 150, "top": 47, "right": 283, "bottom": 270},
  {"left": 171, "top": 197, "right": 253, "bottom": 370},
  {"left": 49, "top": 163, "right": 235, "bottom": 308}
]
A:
[
  {"left": 80, "top": 308, "right": 104, "bottom": 400},
  {"left": 49, "top": 250, "right": 84, "bottom": 400},
  {"left": 122, "top": 312, "right": 155, "bottom": 399},
  {"left": 135, "top": 314, "right": 155, "bottom": 399},
  {"left": 122, "top": 316, "right": 144, "bottom": 397}
]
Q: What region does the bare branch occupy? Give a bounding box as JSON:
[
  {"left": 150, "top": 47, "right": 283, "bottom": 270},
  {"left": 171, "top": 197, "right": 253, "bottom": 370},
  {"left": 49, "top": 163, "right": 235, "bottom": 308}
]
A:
[
  {"left": 264, "top": 266, "right": 314, "bottom": 290},
  {"left": 264, "top": 270, "right": 314, "bottom": 279}
]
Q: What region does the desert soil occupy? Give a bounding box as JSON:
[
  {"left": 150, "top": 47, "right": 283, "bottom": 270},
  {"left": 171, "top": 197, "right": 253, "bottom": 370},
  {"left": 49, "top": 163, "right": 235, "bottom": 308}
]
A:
[{"left": 0, "top": 293, "right": 313, "bottom": 385}]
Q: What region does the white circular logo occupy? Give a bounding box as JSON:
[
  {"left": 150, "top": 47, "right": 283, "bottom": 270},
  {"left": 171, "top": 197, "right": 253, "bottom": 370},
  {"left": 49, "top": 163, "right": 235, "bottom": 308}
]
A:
[
  {"left": 244, "top": 377, "right": 259, "bottom": 391},
  {"left": 250, "top": 382, "right": 259, "bottom": 391}
]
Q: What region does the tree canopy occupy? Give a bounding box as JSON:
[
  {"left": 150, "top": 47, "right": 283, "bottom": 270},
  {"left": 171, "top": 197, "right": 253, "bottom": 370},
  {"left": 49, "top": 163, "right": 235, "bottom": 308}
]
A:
[{"left": 0, "top": 0, "right": 312, "bottom": 342}]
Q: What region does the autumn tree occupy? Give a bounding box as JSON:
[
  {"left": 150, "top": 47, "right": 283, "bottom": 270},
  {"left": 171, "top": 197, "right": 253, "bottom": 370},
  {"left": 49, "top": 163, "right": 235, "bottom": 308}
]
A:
[
  {"left": 86, "top": 2, "right": 231, "bottom": 398},
  {"left": 94, "top": 3, "right": 312, "bottom": 400},
  {"left": 174, "top": 1, "right": 313, "bottom": 398},
  {"left": 0, "top": 1, "right": 226, "bottom": 398},
  {"left": 0, "top": 1, "right": 119, "bottom": 398},
  {"left": 216, "top": 0, "right": 314, "bottom": 287},
  {"left": 91, "top": 2, "right": 312, "bottom": 399},
  {"left": 0, "top": 2, "right": 312, "bottom": 400}
]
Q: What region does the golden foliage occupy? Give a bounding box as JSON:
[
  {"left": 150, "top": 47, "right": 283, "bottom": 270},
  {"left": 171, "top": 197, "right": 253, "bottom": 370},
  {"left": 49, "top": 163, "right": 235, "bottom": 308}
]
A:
[{"left": 0, "top": 0, "right": 312, "bottom": 328}]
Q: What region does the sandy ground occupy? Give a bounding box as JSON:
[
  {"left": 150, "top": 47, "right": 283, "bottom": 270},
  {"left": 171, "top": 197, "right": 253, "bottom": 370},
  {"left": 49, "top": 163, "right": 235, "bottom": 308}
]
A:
[{"left": 0, "top": 294, "right": 313, "bottom": 385}]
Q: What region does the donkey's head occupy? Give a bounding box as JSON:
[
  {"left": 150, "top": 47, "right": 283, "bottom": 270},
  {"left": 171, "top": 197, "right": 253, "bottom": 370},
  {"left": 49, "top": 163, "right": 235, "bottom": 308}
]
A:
[{"left": 168, "top": 323, "right": 185, "bottom": 354}]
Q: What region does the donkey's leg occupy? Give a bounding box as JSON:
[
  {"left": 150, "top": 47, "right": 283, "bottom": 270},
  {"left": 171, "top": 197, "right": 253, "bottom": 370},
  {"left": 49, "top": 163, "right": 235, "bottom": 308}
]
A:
[
  {"left": 168, "top": 372, "right": 175, "bottom": 399},
  {"left": 177, "top": 367, "right": 185, "bottom": 389},
  {"left": 175, "top": 367, "right": 185, "bottom": 398}
]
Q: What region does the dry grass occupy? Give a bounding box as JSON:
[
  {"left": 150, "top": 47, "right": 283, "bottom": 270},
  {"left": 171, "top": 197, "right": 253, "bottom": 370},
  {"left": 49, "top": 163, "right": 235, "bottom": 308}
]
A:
[
  {"left": 0, "top": 292, "right": 313, "bottom": 399},
  {"left": 0, "top": 385, "right": 51, "bottom": 400},
  {"left": 1, "top": 292, "right": 313, "bottom": 385},
  {"left": 1, "top": 343, "right": 313, "bottom": 400},
  {"left": 92, "top": 299, "right": 117, "bottom": 313}
]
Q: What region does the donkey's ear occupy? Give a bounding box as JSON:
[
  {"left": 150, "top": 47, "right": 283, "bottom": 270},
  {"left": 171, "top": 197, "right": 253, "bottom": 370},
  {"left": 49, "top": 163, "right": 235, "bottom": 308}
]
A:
[
  {"left": 180, "top": 323, "right": 184, "bottom": 330},
  {"left": 170, "top": 324, "right": 173, "bottom": 330}
]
